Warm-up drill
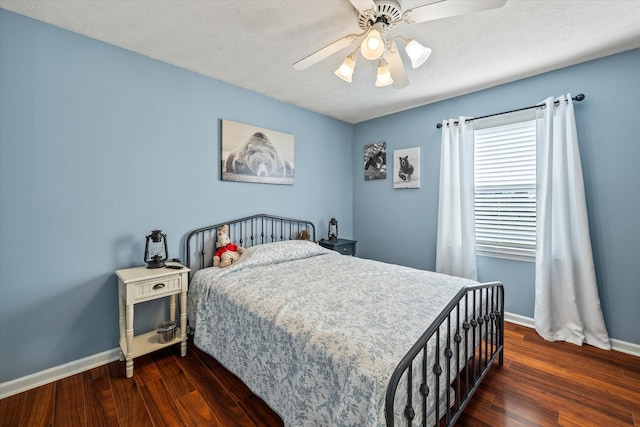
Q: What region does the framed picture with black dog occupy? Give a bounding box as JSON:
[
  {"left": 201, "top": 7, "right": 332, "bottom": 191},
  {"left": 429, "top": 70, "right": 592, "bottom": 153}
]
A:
[
  {"left": 393, "top": 147, "right": 420, "bottom": 189},
  {"left": 221, "top": 119, "right": 295, "bottom": 185}
]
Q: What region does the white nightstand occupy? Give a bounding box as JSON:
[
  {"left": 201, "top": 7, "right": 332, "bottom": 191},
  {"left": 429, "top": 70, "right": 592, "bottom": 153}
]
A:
[{"left": 116, "top": 263, "right": 190, "bottom": 378}]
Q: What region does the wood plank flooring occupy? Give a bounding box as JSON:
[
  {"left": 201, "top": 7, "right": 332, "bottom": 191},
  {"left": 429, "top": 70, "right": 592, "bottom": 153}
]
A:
[{"left": 1, "top": 322, "right": 638, "bottom": 426}]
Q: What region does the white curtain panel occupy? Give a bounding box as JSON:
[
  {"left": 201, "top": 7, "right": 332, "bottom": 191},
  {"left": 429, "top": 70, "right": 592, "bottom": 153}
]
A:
[
  {"left": 534, "top": 94, "right": 611, "bottom": 350},
  {"left": 436, "top": 118, "right": 477, "bottom": 280}
]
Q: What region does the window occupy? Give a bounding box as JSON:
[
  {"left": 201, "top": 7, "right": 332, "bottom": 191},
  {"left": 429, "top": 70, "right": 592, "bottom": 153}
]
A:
[{"left": 474, "top": 113, "right": 536, "bottom": 261}]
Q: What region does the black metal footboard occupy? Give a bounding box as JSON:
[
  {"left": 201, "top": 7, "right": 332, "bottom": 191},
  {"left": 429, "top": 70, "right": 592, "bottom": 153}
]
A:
[{"left": 385, "top": 282, "right": 504, "bottom": 426}]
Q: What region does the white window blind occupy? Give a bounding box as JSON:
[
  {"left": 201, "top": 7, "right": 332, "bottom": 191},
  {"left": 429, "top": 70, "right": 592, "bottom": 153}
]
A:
[{"left": 474, "top": 119, "right": 536, "bottom": 260}]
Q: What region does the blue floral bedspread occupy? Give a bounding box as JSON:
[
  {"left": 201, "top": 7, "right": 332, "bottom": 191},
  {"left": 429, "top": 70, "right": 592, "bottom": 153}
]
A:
[{"left": 188, "top": 240, "right": 477, "bottom": 426}]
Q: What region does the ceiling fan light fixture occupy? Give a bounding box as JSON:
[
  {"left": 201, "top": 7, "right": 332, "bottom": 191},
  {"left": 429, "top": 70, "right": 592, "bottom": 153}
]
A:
[
  {"left": 334, "top": 54, "right": 357, "bottom": 83},
  {"left": 360, "top": 29, "right": 385, "bottom": 60},
  {"left": 375, "top": 60, "right": 393, "bottom": 87},
  {"left": 404, "top": 39, "right": 432, "bottom": 68},
  {"left": 295, "top": 0, "right": 508, "bottom": 90}
]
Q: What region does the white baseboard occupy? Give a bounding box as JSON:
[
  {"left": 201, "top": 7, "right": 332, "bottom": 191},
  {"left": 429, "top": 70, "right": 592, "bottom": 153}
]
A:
[
  {"left": 2, "top": 313, "right": 639, "bottom": 399},
  {"left": 609, "top": 338, "right": 640, "bottom": 357},
  {"left": 504, "top": 312, "right": 535, "bottom": 328},
  {"left": 504, "top": 311, "right": 640, "bottom": 358},
  {"left": 0, "top": 348, "right": 121, "bottom": 400}
]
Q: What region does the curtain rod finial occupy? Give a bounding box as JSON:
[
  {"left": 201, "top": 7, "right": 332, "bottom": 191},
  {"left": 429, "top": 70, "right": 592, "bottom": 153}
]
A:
[{"left": 574, "top": 93, "right": 585, "bottom": 101}]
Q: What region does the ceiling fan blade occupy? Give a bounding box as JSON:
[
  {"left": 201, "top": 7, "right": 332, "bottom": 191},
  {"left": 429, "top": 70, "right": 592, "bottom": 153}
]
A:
[
  {"left": 403, "top": 0, "right": 506, "bottom": 24},
  {"left": 349, "top": 0, "right": 376, "bottom": 11},
  {"left": 293, "top": 34, "right": 359, "bottom": 70},
  {"left": 386, "top": 44, "right": 409, "bottom": 89}
]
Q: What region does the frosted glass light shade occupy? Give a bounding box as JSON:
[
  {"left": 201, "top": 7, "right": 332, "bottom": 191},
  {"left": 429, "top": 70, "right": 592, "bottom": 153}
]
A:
[
  {"left": 360, "top": 29, "right": 385, "bottom": 60},
  {"left": 334, "top": 55, "right": 356, "bottom": 82},
  {"left": 375, "top": 63, "right": 393, "bottom": 87},
  {"left": 404, "top": 39, "right": 432, "bottom": 68}
]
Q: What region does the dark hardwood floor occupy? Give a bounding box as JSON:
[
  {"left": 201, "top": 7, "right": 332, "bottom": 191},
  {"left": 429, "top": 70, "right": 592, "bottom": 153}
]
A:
[{"left": 1, "top": 322, "right": 639, "bottom": 426}]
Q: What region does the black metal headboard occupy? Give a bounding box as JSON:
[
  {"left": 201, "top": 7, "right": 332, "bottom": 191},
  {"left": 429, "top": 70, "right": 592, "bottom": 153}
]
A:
[{"left": 185, "top": 214, "right": 316, "bottom": 277}]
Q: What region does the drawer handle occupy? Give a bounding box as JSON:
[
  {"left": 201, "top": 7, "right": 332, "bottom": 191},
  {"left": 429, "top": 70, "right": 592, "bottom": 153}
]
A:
[{"left": 153, "top": 283, "right": 165, "bottom": 290}]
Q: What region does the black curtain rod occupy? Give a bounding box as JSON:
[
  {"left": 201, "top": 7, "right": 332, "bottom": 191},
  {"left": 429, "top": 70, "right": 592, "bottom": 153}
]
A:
[{"left": 435, "top": 93, "right": 586, "bottom": 129}]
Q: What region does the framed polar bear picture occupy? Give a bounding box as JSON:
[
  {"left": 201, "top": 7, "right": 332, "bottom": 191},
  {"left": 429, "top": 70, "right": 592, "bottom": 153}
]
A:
[
  {"left": 221, "top": 119, "right": 295, "bottom": 185},
  {"left": 393, "top": 147, "right": 420, "bottom": 189}
]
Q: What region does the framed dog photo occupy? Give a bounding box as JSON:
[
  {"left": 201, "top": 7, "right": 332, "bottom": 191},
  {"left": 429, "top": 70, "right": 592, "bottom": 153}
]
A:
[
  {"left": 364, "top": 142, "right": 386, "bottom": 180},
  {"left": 393, "top": 147, "right": 420, "bottom": 189},
  {"left": 221, "top": 119, "right": 295, "bottom": 185}
]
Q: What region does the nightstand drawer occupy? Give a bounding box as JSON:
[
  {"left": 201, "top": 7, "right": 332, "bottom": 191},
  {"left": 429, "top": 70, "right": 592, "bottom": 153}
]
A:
[
  {"left": 337, "top": 245, "right": 354, "bottom": 256},
  {"left": 133, "top": 276, "right": 181, "bottom": 302}
]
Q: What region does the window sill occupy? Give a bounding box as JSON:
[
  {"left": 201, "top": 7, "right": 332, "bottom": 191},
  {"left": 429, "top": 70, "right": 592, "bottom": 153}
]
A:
[{"left": 477, "top": 251, "right": 535, "bottom": 263}]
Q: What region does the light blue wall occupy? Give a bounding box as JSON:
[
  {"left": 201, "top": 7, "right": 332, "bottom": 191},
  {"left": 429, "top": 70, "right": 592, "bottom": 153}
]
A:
[
  {"left": 0, "top": 10, "right": 353, "bottom": 383},
  {"left": 353, "top": 48, "right": 640, "bottom": 346}
]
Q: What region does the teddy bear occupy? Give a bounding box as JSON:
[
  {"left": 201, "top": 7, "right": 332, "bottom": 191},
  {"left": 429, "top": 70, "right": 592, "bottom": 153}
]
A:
[
  {"left": 298, "top": 229, "right": 311, "bottom": 241},
  {"left": 213, "top": 224, "right": 245, "bottom": 267}
]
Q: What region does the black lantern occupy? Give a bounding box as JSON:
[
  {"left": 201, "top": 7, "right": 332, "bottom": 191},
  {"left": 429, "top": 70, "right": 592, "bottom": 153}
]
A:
[
  {"left": 144, "top": 230, "right": 168, "bottom": 269},
  {"left": 328, "top": 218, "right": 338, "bottom": 241}
]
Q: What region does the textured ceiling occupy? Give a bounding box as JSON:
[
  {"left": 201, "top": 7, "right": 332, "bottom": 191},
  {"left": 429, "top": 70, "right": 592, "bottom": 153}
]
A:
[{"left": 2, "top": 0, "right": 640, "bottom": 124}]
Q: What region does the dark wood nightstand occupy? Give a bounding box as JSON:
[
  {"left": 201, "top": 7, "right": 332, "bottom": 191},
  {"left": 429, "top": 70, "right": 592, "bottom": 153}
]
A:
[{"left": 319, "top": 238, "right": 357, "bottom": 256}]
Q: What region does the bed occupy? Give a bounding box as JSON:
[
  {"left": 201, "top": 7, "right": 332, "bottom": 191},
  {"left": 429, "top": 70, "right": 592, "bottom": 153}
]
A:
[{"left": 185, "top": 214, "right": 503, "bottom": 426}]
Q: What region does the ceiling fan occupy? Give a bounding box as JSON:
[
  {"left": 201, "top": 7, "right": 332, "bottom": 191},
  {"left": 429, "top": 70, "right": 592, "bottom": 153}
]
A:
[{"left": 293, "top": 0, "right": 507, "bottom": 89}]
